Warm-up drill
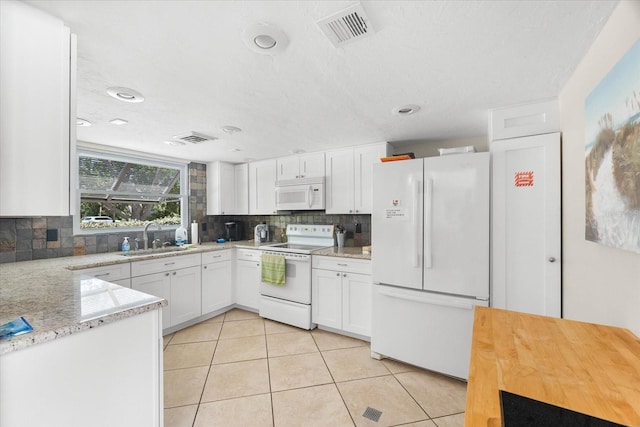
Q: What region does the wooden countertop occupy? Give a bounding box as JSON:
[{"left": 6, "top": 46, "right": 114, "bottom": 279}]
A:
[{"left": 465, "top": 306, "right": 640, "bottom": 426}]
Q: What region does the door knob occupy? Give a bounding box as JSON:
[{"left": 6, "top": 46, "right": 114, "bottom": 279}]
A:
[{"left": 548, "top": 257, "right": 556, "bottom": 263}]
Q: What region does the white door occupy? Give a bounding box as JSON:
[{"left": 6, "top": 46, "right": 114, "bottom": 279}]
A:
[
  {"left": 233, "top": 163, "right": 249, "bottom": 214},
  {"left": 202, "top": 261, "right": 232, "bottom": 314},
  {"left": 249, "top": 159, "right": 277, "bottom": 215},
  {"left": 236, "top": 259, "right": 260, "bottom": 309},
  {"left": 311, "top": 268, "right": 342, "bottom": 329},
  {"left": 354, "top": 143, "right": 388, "bottom": 214},
  {"left": 423, "top": 153, "right": 490, "bottom": 299},
  {"left": 325, "top": 148, "right": 354, "bottom": 214},
  {"left": 371, "top": 158, "right": 423, "bottom": 290},
  {"left": 131, "top": 272, "right": 171, "bottom": 329},
  {"left": 491, "top": 132, "right": 561, "bottom": 317},
  {"left": 299, "top": 152, "right": 325, "bottom": 178},
  {"left": 170, "top": 266, "right": 202, "bottom": 326},
  {"left": 276, "top": 156, "right": 300, "bottom": 180},
  {"left": 342, "top": 272, "right": 372, "bottom": 336}
]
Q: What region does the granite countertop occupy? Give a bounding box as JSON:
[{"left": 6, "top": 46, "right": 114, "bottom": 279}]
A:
[
  {"left": 0, "top": 259, "right": 166, "bottom": 355},
  {"left": 312, "top": 246, "right": 371, "bottom": 260},
  {"left": 0, "top": 240, "right": 368, "bottom": 355}
]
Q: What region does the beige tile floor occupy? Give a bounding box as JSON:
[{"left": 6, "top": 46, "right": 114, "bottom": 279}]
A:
[{"left": 163, "top": 308, "right": 467, "bottom": 427}]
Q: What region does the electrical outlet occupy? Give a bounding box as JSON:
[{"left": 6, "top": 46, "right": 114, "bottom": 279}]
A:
[{"left": 46, "top": 229, "right": 58, "bottom": 242}]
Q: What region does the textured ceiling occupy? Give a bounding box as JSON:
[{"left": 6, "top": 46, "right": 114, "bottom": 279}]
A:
[{"left": 27, "top": 0, "right": 618, "bottom": 162}]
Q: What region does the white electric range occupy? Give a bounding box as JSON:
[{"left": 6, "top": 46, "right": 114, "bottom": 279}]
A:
[{"left": 259, "top": 224, "right": 334, "bottom": 329}]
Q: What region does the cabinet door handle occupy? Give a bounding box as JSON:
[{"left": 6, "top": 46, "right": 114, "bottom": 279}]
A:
[
  {"left": 336, "top": 272, "right": 340, "bottom": 276},
  {"left": 203, "top": 265, "right": 208, "bottom": 269},
  {"left": 337, "top": 263, "right": 348, "bottom": 267},
  {"left": 172, "top": 272, "right": 177, "bottom": 275},
  {"left": 164, "top": 262, "right": 175, "bottom": 266},
  {"left": 94, "top": 273, "right": 110, "bottom": 277},
  {"left": 165, "top": 273, "right": 170, "bottom": 277},
  {"left": 343, "top": 273, "right": 347, "bottom": 277},
  {"left": 213, "top": 255, "right": 222, "bottom": 258}
]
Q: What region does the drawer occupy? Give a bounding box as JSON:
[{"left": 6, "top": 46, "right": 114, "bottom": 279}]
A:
[
  {"left": 236, "top": 249, "right": 261, "bottom": 262},
  {"left": 202, "top": 249, "right": 232, "bottom": 264},
  {"left": 131, "top": 253, "right": 201, "bottom": 277},
  {"left": 312, "top": 256, "right": 371, "bottom": 275},
  {"left": 74, "top": 262, "right": 131, "bottom": 282}
]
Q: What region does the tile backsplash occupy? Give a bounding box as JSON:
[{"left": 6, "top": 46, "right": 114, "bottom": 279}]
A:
[
  {"left": 0, "top": 162, "right": 370, "bottom": 263},
  {"left": 200, "top": 214, "right": 370, "bottom": 247}
]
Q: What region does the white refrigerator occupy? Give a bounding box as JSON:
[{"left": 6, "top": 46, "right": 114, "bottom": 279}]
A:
[{"left": 371, "top": 153, "right": 490, "bottom": 380}]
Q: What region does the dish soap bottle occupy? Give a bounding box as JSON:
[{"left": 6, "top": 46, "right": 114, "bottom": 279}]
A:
[
  {"left": 175, "top": 225, "right": 187, "bottom": 246},
  {"left": 122, "top": 237, "right": 130, "bottom": 254}
]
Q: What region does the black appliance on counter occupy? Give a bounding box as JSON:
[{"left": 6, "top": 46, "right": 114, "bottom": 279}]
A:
[{"left": 224, "top": 222, "right": 241, "bottom": 241}]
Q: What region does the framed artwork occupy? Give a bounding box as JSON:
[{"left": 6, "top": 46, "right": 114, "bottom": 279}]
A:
[{"left": 585, "top": 38, "right": 640, "bottom": 254}]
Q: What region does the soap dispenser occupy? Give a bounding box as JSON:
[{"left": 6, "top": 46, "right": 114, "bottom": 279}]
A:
[{"left": 122, "top": 237, "right": 130, "bottom": 254}]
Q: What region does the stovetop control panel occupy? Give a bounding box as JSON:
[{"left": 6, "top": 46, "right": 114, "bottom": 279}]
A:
[{"left": 286, "top": 224, "right": 334, "bottom": 238}]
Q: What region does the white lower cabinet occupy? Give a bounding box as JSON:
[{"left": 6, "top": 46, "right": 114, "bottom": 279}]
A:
[
  {"left": 131, "top": 272, "right": 171, "bottom": 330},
  {"left": 312, "top": 256, "right": 372, "bottom": 337},
  {"left": 201, "top": 250, "right": 233, "bottom": 314},
  {"left": 131, "top": 253, "right": 201, "bottom": 330},
  {"left": 235, "top": 249, "right": 261, "bottom": 310}
]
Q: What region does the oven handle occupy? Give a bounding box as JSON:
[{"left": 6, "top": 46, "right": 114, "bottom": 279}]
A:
[{"left": 260, "top": 250, "right": 311, "bottom": 261}]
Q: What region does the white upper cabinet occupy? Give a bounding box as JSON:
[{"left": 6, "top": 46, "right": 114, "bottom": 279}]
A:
[
  {"left": 207, "top": 162, "right": 248, "bottom": 215},
  {"left": 325, "top": 149, "right": 355, "bottom": 213},
  {"left": 0, "top": 1, "right": 75, "bottom": 216},
  {"left": 249, "top": 159, "right": 277, "bottom": 215},
  {"left": 276, "top": 152, "right": 325, "bottom": 180},
  {"left": 326, "top": 142, "right": 389, "bottom": 214},
  {"left": 234, "top": 163, "right": 249, "bottom": 214}
]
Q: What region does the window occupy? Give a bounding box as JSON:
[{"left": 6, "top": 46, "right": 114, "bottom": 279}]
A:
[{"left": 76, "top": 149, "right": 188, "bottom": 232}]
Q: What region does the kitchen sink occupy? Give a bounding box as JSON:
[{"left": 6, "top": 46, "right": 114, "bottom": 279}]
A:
[{"left": 121, "top": 247, "right": 191, "bottom": 257}]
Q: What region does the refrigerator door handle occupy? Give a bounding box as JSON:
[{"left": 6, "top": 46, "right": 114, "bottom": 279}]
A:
[
  {"left": 377, "top": 287, "right": 475, "bottom": 310},
  {"left": 424, "top": 178, "right": 433, "bottom": 269},
  {"left": 410, "top": 175, "right": 421, "bottom": 268}
]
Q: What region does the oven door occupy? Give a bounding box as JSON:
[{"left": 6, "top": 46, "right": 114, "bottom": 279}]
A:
[{"left": 259, "top": 251, "right": 311, "bottom": 304}]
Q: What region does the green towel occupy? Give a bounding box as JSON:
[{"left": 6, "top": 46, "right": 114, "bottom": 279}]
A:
[{"left": 261, "top": 253, "right": 286, "bottom": 286}]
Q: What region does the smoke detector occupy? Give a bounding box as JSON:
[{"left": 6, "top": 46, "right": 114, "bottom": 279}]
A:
[
  {"left": 172, "top": 131, "right": 218, "bottom": 144},
  {"left": 317, "top": 3, "right": 374, "bottom": 47}
]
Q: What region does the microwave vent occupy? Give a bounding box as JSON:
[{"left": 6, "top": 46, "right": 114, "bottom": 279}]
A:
[{"left": 317, "top": 3, "right": 374, "bottom": 47}]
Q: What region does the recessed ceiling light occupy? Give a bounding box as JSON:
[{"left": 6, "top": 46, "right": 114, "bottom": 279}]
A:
[
  {"left": 106, "top": 86, "right": 145, "bottom": 103},
  {"left": 392, "top": 105, "right": 421, "bottom": 116},
  {"left": 76, "top": 118, "right": 92, "bottom": 127},
  {"left": 109, "top": 118, "right": 128, "bottom": 125},
  {"left": 242, "top": 23, "right": 289, "bottom": 55},
  {"left": 222, "top": 125, "right": 242, "bottom": 134},
  {"left": 164, "top": 140, "right": 186, "bottom": 146}
]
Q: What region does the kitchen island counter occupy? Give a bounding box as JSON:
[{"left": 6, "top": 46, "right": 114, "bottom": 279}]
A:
[
  {"left": 0, "top": 257, "right": 167, "bottom": 355},
  {"left": 465, "top": 306, "right": 640, "bottom": 426}
]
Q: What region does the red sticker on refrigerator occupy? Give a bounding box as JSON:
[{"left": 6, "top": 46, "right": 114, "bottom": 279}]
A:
[{"left": 514, "top": 171, "right": 534, "bottom": 187}]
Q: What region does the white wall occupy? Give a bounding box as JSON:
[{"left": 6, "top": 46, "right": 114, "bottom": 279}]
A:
[
  {"left": 559, "top": 0, "right": 640, "bottom": 335},
  {"left": 392, "top": 136, "right": 488, "bottom": 158}
]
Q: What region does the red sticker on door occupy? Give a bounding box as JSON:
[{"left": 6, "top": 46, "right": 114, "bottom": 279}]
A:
[{"left": 514, "top": 171, "right": 534, "bottom": 187}]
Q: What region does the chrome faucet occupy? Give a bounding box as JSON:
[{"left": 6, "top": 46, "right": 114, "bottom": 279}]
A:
[{"left": 143, "top": 222, "right": 161, "bottom": 250}]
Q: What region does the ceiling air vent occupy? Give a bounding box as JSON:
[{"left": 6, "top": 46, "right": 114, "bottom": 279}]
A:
[
  {"left": 317, "top": 3, "right": 374, "bottom": 48},
  {"left": 172, "top": 131, "right": 218, "bottom": 144}
]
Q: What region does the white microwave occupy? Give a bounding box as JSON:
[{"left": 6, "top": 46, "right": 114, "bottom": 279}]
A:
[{"left": 275, "top": 177, "right": 325, "bottom": 211}]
